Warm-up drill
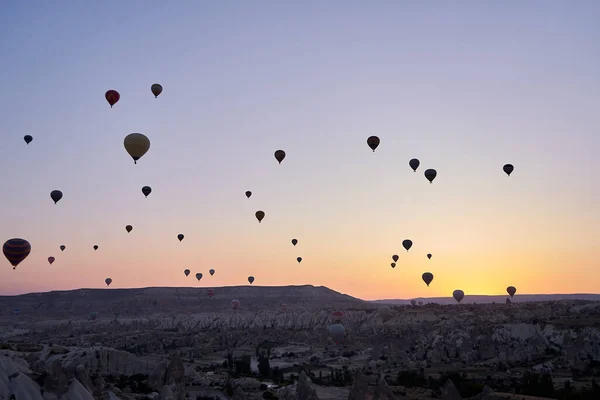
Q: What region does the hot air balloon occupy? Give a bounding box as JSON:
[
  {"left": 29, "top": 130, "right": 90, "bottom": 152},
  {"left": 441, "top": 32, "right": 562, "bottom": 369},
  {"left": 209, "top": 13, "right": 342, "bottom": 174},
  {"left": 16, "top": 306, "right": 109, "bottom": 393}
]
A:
[
  {"left": 274, "top": 150, "right": 286, "bottom": 164},
  {"left": 291, "top": 239, "right": 298, "bottom": 246},
  {"left": 24, "top": 135, "right": 33, "bottom": 145},
  {"left": 328, "top": 324, "right": 345, "bottom": 343},
  {"left": 60, "top": 245, "right": 66, "bottom": 251},
  {"left": 125, "top": 225, "right": 133, "bottom": 233},
  {"left": 427, "top": 253, "right": 432, "bottom": 260},
  {"left": 503, "top": 164, "right": 514, "bottom": 176},
  {"left": 424, "top": 169, "right": 437, "bottom": 183},
  {"left": 332, "top": 311, "right": 344, "bottom": 320},
  {"left": 3, "top": 238, "right": 31, "bottom": 269},
  {"left": 390, "top": 262, "right": 396, "bottom": 268},
  {"left": 297, "top": 257, "right": 302, "bottom": 263},
  {"left": 231, "top": 299, "right": 240, "bottom": 310},
  {"left": 409, "top": 158, "right": 420, "bottom": 172},
  {"left": 93, "top": 245, "right": 98, "bottom": 251},
  {"left": 411, "top": 299, "right": 417, "bottom": 306},
  {"left": 105, "top": 278, "right": 112, "bottom": 286},
  {"left": 422, "top": 272, "right": 433, "bottom": 286},
  {"left": 50, "top": 190, "right": 63, "bottom": 204},
  {"left": 255, "top": 211, "right": 265, "bottom": 223},
  {"left": 392, "top": 254, "right": 399, "bottom": 262},
  {"left": 124, "top": 133, "right": 151, "bottom": 164},
  {"left": 178, "top": 234, "right": 184, "bottom": 242},
  {"left": 248, "top": 276, "right": 255, "bottom": 284},
  {"left": 207, "top": 288, "right": 214, "bottom": 297},
  {"left": 196, "top": 272, "right": 202, "bottom": 281},
  {"left": 89, "top": 311, "right": 98, "bottom": 321},
  {"left": 184, "top": 269, "right": 190, "bottom": 277},
  {"left": 367, "top": 136, "right": 380, "bottom": 152},
  {"left": 47, "top": 257, "right": 55, "bottom": 265},
  {"left": 245, "top": 191, "right": 252, "bottom": 199},
  {"left": 105, "top": 90, "right": 120, "bottom": 108},
  {"left": 151, "top": 84, "right": 163, "bottom": 98},
  {"left": 13, "top": 308, "right": 20, "bottom": 316},
  {"left": 402, "top": 240, "right": 413, "bottom": 252},
  {"left": 209, "top": 269, "right": 215, "bottom": 276},
  {"left": 142, "top": 186, "right": 152, "bottom": 197},
  {"left": 453, "top": 290, "right": 465, "bottom": 303},
  {"left": 507, "top": 286, "right": 516, "bottom": 298}
]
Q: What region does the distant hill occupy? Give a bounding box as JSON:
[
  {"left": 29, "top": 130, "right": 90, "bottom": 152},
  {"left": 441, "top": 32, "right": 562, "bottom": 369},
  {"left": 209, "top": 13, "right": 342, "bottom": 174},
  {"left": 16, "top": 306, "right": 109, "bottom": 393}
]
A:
[
  {"left": 372, "top": 293, "right": 600, "bottom": 305},
  {"left": 0, "top": 285, "right": 366, "bottom": 318}
]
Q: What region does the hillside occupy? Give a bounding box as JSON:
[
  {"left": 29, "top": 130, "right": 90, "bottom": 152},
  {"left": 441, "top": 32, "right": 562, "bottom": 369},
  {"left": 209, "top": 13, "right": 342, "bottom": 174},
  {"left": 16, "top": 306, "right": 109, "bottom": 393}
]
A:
[
  {"left": 373, "top": 293, "right": 600, "bottom": 305},
  {"left": 0, "top": 285, "right": 366, "bottom": 318}
]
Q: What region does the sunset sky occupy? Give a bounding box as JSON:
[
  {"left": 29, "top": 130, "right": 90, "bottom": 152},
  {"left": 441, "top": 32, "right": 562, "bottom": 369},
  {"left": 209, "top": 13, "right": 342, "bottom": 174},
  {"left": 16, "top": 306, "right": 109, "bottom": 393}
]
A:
[{"left": 1, "top": 1, "right": 598, "bottom": 300}]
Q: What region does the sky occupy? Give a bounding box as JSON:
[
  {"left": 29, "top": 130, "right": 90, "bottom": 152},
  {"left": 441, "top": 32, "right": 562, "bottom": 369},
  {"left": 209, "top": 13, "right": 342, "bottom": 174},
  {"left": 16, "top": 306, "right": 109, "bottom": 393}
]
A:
[{"left": 0, "top": 1, "right": 599, "bottom": 300}]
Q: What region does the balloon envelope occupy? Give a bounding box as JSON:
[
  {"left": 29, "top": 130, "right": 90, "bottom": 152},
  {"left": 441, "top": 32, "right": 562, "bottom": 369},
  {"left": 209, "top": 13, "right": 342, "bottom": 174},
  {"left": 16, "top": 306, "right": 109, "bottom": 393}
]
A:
[
  {"left": 124, "top": 133, "right": 151, "bottom": 164},
  {"left": 248, "top": 276, "right": 255, "bottom": 284},
  {"left": 291, "top": 239, "right": 298, "bottom": 246},
  {"left": 60, "top": 245, "right": 66, "bottom": 251},
  {"left": 196, "top": 273, "right": 202, "bottom": 281},
  {"left": 328, "top": 324, "right": 346, "bottom": 342},
  {"left": 392, "top": 254, "right": 398, "bottom": 262},
  {"left": 427, "top": 253, "right": 432, "bottom": 260},
  {"left": 151, "top": 83, "right": 163, "bottom": 98},
  {"left": 245, "top": 191, "right": 252, "bottom": 198},
  {"left": 142, "top": 186, "right": 152, "bottom": 197},
  {"left": 178, "top": 234, "right": 184, "bottom": 242},
  {"left": 453, "top": 290, "right": 465, "bottom": 303},
  {"left": 390, "top": 262, "right": 396, "bottom": 268},
  {"left": 125, "top": 225, "right": 133, "bottom": 233},
  {"left": 274, "top": 150, "right": 286, "bottom": 164},
  {"left": 3, "top": 238, "right": 31, "bottom": 268},
  {"left": 507, "top": 286, "right": 517, "bottom": 297},
  {"left": 93, "top": 245, "right": 98, "bottom": 250},
  {"left": 207, "top": 288, "right": 214, "bottom": 297},
  {"left": 105, "top": 278, "right": 112, "bottom": 286},
  {"left": 297, "top": 257, "right": 302, "bottom": 263},
  {"left": 402, "top": 240, "right": 413, "bottom": 251},
  {"left": 24, "top": 135, "right": 33, "bottom": 144},
  {"left": 184, "top": 269, "right": 190, "bottom": 276},
  {"left": 503, "top": 164, "right": 514, "bottom": 176},
  {"left": 422, "top": 272, "right": 433, "bottom": 286},
  {"left": 409, "top": 158, "right": 420, "bottom": 171},
  {"left": 105, "top": 90, "right": 120, "bottom": 107},
  {"left": 50, "top": 190, "right": 63, "bottom": 204},
  {"left": 424, "top": 169, "right": 437, "bottom": 183},
  {"left": 209, "top": 269, "right": 215, "bottom": 276},
  {"left": 231, "top": 299, "right": 240, "bottom": 310},
  {"left": 255, "top": 211, "right": 265, "bottom": 223},
  {"left": 367, "top": 136, "right": 380, "bottom": 152},
  {"left": 47, "top": 257, "right": 55, "bottom": 264}
]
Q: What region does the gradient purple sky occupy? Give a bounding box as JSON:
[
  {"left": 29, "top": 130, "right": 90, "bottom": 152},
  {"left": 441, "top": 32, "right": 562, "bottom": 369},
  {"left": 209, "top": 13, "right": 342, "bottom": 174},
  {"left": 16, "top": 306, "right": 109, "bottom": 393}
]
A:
[{"left": 1, "top": 1, "right": 598, "bottom": 300}]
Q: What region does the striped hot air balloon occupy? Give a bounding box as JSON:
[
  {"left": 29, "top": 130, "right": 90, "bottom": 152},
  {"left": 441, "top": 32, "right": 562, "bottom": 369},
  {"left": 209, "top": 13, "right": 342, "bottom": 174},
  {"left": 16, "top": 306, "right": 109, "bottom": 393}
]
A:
[{"left": 3, "top": 238, "right": 31, "bottom": 269}]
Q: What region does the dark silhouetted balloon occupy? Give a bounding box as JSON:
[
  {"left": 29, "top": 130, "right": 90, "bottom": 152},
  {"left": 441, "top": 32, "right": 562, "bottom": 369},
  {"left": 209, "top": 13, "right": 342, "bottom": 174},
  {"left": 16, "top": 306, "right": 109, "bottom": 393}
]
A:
[
  {"left": 409, "top": 158, "right": 420, "bottom": 172},
  {"left": 297, "top": 257, "right": 302, "bottom": 263},
  {"left": 328, "top": 323, "right": 345, "bottom": 343},
  {"left": 60, "top": 245, "right": 66, "bottom": 251},
  {"left": 151, "top": 83, "right": 163, "bottom": 98},
  {"left": 24, "top": 135, "right": 33, "bottom": 145},
  {"left": 93, "top": 245, "right": 98, "bottom": 251},
  {"left": 178, "top": 234, "right": 184, "bottom": 242},
  {"left": 392, "top": 254, "right": 399, "bottom": 262},
  {"left": 245, "top": 191, "right": 252, "bottom": 199},
  {"left": 424, "top": 169, "right": 437, "bottom": 183},
  {"left": 453, "top": 289, "right": 465, "bottom": 303},
  {"left": 402, "top": 239, "right": 413, "bottom": 252},
  {"left": 255, "top": 211, "right": 265, "bottom": 223},
  {"left": 184, "top": 269, "right": 190, "bottom": 277},
  {"left": 196, "top": 272, "right": 203, "bottom": 281},
  {"left": 422, "top": 272, "right": 433, "bottom": 286},
  {"left": 209, "top": 269, "right": 215, "bottom": 276},
  {"left": 503, "top": 164, "right": 514, "bottom": 176},
  {"left": 48, "top": 256, "right": 55, "bottom": 265},
  {"left": 50, "top": 190, "right": 63, "bottom": 204},
  {"left": 367, "top": 136, "right": 380, "bottom": 152},
  {"left": 3, "top": 239, "right": 31, "bottom": 269},
  {"left": 427, "top": 253, "right": 432, "bottom": 260},
  {"left": 231, "top": 299, "right": 240, "bottom": 310},
  {"left": 274, "top": 150, "right": 286, "bottom": 164},
  {"left": 292, "top": 239, "right": 298, "bottom": 246},
  {"left": 125, "top": 225, "right": 133, "bottom": 233},
  {"left": 142, "top": 186, "right": 152, "bottom": 197},
  {"left": 105, "top": 277, "right": 112, "bottom": 286},
  {"left": 507, "top": 286, "right": 516, "bottom": 298},
  {"left": 391, "top": 262, "right": 396, "bottom": 268},
  {"left": 105, "top": 90, "right": 120, "bottom": 107},
  {"left": 248, "top": 276, "right": 255, "bottom": 284},
  {"left": 124, "top": 133, "right": 150, "bottom": 164}
]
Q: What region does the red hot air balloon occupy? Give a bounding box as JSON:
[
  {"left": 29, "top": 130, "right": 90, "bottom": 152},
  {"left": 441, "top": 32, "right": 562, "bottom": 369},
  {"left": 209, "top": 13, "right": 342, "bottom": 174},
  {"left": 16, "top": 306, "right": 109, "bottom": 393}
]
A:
[
  {"left": 105, "top": 90, "right": 120, "bottom": 108},
  {"left": 48, "top": 257, "right": 55, "bottom": 265},
  {"left": 3, "top": 239, "right": 31, "bottom": 270}
]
